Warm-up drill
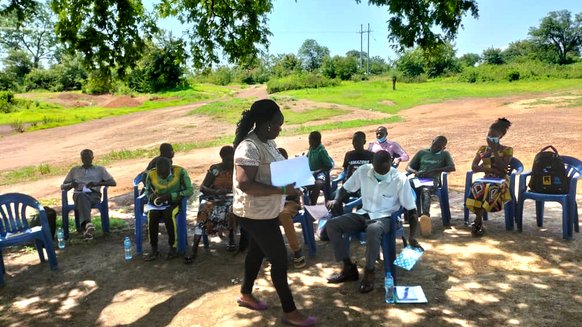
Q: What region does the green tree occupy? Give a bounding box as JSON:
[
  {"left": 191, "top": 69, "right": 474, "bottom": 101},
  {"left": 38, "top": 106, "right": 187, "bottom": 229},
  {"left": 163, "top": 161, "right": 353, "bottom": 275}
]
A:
[
  {"left": 481, "top": 47, "right": 505, "bottom": 65},
  {"left": 364, "top": 0, "right": 479, "bottom": 52},
  {"left": 368, "top": 56, "right": 390, "bottom": 75},
  {"left": 395, "top": 48, "right": 424, "bottom": 77},
  {"left": 423, "top": 43, "right": 460, "bottom": 77},
  {"left": 458, "top": 53, "right": 480, "bottom": 67},
  {"left": 271, "top": 53, "right": 302, "bottom": 77},
  {"left": 0, "top": 2, "right": 57, "bottom": 68},
  {"left": 2, "top": 49, "right": 33, "bottom": 81},
  {"left": 51, "top": 0, "right": 152, "bottom": 87},
  {"left": 298, "top": 39, "right": 330, "bottom": 71},
  {"left": 528, "top": 10, "right": 582, "bottom": 64}
]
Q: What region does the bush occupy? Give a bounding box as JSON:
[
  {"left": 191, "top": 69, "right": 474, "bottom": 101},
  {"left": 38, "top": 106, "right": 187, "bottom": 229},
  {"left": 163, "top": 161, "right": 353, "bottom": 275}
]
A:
[
  {"left": 24, "top": 68, "right": 59, "bottom": 91},
  {"left": 0, "top": 91, "right": 16, "bottom": 113},
  {"left": 456, "top": 61, "right": 582, "bottom": 83},
  {"left": 0, "top": 71, "right": 17, "bottom": 91},
  {"left": 266, "top": 73, "right": 340, "bottom": 93},
  {"left": 83, "top": 72, "right": 112, "bottom": 95}
]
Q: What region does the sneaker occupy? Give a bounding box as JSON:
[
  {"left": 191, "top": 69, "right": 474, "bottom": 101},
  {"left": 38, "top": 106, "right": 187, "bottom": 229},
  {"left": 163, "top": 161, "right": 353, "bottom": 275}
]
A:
[
  {"left": 293, "top": 250, "right": 306, "bottom": 269},
  {"left": 419, "top": 215, "right": 432, "bottom": 237}
]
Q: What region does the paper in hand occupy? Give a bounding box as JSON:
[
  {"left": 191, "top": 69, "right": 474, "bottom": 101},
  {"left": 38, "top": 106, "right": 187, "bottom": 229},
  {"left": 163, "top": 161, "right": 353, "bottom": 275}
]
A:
[{"left": 270, "top": 156, "right": 315, "bottom": 187}]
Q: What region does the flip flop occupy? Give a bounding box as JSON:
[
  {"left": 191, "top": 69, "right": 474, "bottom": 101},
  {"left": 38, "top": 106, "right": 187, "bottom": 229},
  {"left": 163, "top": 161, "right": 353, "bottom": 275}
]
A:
[
  {"left": 281, "top": 316, "right": 317, "bottom": 327},
  {"left": 236, "top": 297, "right": 268, "bottom": 311}
]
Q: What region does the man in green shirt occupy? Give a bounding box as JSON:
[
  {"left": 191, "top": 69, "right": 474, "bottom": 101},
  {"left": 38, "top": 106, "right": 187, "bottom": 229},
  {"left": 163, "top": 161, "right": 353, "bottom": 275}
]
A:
[
  {"left": 406, "top": 136, "right": 455, "bottom": 232},
  {"left": 307, "top": 131, "right": 334, "bottom": 204},
  {"left": 144, "top": 157, "right": 193, "bottom": 261}
]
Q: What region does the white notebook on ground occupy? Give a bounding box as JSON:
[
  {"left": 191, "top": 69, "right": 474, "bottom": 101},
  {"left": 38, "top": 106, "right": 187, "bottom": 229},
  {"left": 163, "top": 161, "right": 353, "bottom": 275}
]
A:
[{"left": 395, "top": 286, "right": 428, "bottom": 304}]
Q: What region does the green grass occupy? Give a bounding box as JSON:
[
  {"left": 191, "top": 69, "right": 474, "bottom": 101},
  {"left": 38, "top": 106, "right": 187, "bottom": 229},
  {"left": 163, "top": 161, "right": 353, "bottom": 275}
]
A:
[
  {"left": 190, "top": 97, "right": 349, "bottom": 124},
  {"left": 280, "top": 78, "right": 582, "bottom": 114},
  {"left": 0, "top": 84, "right": 232, "bottom": 131}
]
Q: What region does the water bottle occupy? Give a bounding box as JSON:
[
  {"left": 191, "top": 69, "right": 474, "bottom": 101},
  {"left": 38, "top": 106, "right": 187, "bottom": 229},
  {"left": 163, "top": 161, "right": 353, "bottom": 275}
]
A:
[
  {"left": 385, "top": 272, "right": 395, "bottom": 304},
  {"left": 57, "top": 227, "right": 65, "bottom": 249},
  {"left": 124, "top": 236, "right": 132, "bottom": 261}
]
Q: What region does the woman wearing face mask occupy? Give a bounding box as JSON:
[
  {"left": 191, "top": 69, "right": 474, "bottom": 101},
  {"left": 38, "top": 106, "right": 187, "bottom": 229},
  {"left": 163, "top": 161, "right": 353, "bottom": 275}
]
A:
[
  {"left": 232, "top": 99, "right": 316, "bottom": 326},
  {"left": 465, "top": 118, "right": 513, "bottom": 236}
]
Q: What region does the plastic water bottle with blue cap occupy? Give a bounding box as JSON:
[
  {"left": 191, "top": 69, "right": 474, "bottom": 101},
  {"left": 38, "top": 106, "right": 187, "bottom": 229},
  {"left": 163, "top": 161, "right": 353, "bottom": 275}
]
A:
[
  {"left": 124, "top": 236, "right": 132, "bottom": 261},
  {"left": 57, "top": 227, "right": 65, "bottom": 249},
  {"left": 385, "top": 272, "right": 395, "bottom": 304}
]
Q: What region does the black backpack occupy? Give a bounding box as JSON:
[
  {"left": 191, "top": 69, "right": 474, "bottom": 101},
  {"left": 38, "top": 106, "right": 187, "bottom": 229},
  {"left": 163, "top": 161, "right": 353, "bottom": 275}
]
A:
[{"left": 528, "top": 146, "right": 569, "bottom": 194}]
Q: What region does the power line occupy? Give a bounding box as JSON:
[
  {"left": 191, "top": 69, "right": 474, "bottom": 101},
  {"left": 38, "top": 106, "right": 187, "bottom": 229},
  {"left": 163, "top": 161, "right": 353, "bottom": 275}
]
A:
[{"left": 357, "top": 24, "right": 372, "bottom": 73}]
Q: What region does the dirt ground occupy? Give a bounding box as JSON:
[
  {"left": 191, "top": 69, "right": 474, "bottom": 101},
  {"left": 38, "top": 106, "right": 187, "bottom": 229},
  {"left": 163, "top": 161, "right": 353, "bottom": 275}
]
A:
[{"left": 1, "top": 86, "right": 581, "bottom": 326}]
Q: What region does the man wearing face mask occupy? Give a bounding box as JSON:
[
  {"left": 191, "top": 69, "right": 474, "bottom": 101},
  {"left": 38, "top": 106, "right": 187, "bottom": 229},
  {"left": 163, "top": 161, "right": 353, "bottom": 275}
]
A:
[
  {"left": 368, "top": 126, "right": 409, "bottom": 166},
  {"left": 406, "top": 136, "right": 456, "bottom": 233},
  {"left": 325, "top": 151, "right": 422, "bottom": 294}
]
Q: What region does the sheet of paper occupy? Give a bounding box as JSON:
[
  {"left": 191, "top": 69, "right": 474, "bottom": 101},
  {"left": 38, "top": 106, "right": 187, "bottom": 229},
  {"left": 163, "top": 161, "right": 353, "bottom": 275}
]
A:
[
  {"left": 394, "top": 245, "right": 424, "bottom": 271},
  {"left": 144, "top": 203, "right": 169, "bottom": 212},
  {"left": 412, "top": 178, "right": 434, "bottom": 188},
  {"left": 304, "top": 204, "right": 330, "bottom": 220},
  {"left": 82, "top": 186, "right": 92, "bottom": 193},
  {"left": 475, "top": 177, "right": 504, "bottom": 184},
  {"left": 270, "top": 156, "right": 315, "bottom": 187},
  {"left": 395, "top": 286, "right": 428, "bottom": 303}
]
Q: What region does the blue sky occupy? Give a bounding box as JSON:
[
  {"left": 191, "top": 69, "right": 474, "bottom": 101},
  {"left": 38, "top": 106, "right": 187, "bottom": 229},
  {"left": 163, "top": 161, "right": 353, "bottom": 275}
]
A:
[{"left": 265, "top": 0, "right": 582, "bottom": 60}]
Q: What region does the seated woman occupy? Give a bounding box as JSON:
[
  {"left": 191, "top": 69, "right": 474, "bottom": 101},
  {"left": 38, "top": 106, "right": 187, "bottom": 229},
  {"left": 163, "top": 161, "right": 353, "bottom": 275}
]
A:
[
  {"left": 185, "top": 146, "right": 236, "bottom": 263},
  {"left": 466, "top": 118, "right": 513, "bottom": 236}
]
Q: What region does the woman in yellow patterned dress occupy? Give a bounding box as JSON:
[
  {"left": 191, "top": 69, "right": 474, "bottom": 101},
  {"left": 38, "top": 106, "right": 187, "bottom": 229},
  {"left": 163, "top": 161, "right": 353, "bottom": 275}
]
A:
[{"left": 466, "top": 118, "right": 513, "bottom": 236}]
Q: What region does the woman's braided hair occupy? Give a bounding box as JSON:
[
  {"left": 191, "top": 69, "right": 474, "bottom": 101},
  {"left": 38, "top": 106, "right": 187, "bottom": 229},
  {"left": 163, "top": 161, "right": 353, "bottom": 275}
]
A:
[
  {"left": 233, "top": 99, "right": 281, "bottom": 148},
  {"left": 490, "top": 117, "right": 512, "bottom": 137}
]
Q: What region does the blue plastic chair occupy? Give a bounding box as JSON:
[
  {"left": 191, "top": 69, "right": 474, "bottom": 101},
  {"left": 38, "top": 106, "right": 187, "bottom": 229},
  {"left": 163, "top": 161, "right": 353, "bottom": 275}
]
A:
[
  {"left": 341, "top": 198, "right": 405, "bottom": 284},
  {"left": 133, "top": 173, "right": 188, "bottom": 255},
  {"left": 463, "top": 157, "right": 524, "bottom": 230},
  {"left": 516, "top": 156, "right": 582, "bottom": 240},
  {"left": 62, "top": 187, "right": 110, "bottom": 240},
  {"left": 411, "top": 172, "right": 452, "bottom": 226},
  {"left": 0, "top": 193, "right": 58, "bottom": 286},
  {"left": 291, "top": 192, "right": 317, "bottom": 257}
]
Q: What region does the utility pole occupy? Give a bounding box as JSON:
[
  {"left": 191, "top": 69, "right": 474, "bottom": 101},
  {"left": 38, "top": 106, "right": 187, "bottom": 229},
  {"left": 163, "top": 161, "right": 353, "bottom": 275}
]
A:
[
  {"left": 367, "top": 23, "right": 370, "bottom": 75},
  {"left": 360, "top": 24, "right": 363, "bottom": 70},
  {"left": 357, "top": 24, "right": 372, "bottom": 73}
]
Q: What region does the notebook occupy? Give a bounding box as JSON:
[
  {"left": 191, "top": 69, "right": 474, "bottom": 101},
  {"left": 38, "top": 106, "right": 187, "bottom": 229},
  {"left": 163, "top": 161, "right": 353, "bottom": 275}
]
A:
[{"left": 395, "top": 286, "right": 428, "bottom": 303}]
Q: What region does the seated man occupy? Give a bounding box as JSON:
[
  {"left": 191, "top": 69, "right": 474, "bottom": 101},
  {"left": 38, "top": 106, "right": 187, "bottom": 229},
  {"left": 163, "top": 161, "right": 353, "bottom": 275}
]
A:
[
  {"left": 61, "top": 149, "right": 116, "bottom": 240},
  {"left": 278, "top": 148, "right": 306, "bottom": 269},
  {"left": 306, "top": 131, "right": 333, "bottom": 205},
  {"left": 144, "top": 157, "right": 193, "bottom": 261},
  {"left": 145, "top": 143, "right": 175, "bottom": 171},
  {"left": 343, "top": 131, "right": 374, "bottom": 181},
  {"left": 368, "top": 126, "right": 409, "bottom": 166},
  {"left": 326, "top": 151, "right": 422, "bottom": 293},
  {"left": 186, "top": 146, "right": 236, "bottom": 263},
  {"left": 406, "top": 136, "right": 456, "bottom": 232}
]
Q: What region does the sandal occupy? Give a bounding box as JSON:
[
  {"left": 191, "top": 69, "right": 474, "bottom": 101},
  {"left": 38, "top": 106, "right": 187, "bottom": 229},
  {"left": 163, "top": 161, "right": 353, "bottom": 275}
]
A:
[
  {"left": 471, "top": 223, "right": 485, "bottom": 237},
  {"left": 236, "top": 296, "right": 268, "bottom": 311},
  {"left": 293, "top": 255, "right": 306, "bottom": 269},
  {"left": 184, "top": 252, "right": 195, "bottom": 264},
  {"left": 281, "top": 316, "right": 317, "bottom": 327},
  {"left": 83, "top": 223, "right": 95, "bottom": 240}
]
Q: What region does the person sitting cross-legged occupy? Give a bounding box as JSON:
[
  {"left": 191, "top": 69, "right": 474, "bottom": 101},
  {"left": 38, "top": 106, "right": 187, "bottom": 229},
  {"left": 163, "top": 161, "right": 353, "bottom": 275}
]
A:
[
  {"left": 325, "top": 150, "right": 423, "bottom": 293},
  {"left": 61, "top": 149, "right": 117, "bottom": 240},
  {"left": 144, "top": 157, "right": 193, "bottom": 261},
  {"left": 185, "top": 146, "right": 237, "bottom": 264},
  {"left": 406, "top": 136, "right": 456, "bottom": 233}
]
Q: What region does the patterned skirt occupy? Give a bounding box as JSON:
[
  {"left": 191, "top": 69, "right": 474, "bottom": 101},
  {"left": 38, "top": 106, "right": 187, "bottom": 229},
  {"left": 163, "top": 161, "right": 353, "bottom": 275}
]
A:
[
  {"left": 466, "top": 179, "right": 512, "bottom": 213},
  {"left": 194, "top": 198, "right": 234, "bottom": 235}
]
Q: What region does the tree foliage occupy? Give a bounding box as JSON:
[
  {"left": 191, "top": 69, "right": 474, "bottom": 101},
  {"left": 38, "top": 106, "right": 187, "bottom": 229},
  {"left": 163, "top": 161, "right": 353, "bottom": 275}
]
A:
[
  {"left": 528, "top": 10, "right": 582, "bottom": 64},
  {"left": 458, "top": 53, "right": 480, "bottom": 67},
  {"left": 298, "top": 39, "right": 330, "bottom": 71},
  {"left": 481, "top": 47, "right": 505, "bottom": 65},
  {"left": 363, "top": 0, "right": 479, "bottom": 53},
  {"left": 0, "top": 2, "right": 57, "bottom": 68}
]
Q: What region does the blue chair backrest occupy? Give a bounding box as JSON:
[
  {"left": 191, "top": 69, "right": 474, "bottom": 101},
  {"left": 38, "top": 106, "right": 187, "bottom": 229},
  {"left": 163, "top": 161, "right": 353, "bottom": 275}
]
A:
[
  {"left": 509, "top": 157, "right": 524, "bottom": 175},
  {"left": 561, "top": 156, "right": 582, "bottom": 180},
  {"left": 0, "top": 193, "right": 44, "bottom": 237}
]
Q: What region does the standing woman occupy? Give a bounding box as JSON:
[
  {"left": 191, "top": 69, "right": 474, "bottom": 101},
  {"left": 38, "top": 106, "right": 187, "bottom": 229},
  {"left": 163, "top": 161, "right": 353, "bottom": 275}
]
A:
[
  {"left": 466, "top": 118, "right": 513, "bottom": 236},
  {"left": 232, "top": 99, "right": 316, "bottom": 326}
]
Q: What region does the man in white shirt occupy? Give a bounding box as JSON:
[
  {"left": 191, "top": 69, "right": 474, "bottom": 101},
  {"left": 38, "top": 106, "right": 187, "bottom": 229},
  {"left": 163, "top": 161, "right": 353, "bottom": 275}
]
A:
[
  {"left": 61, "top": 149, "right": 116, "bottom": 240},
  {"left": 326, "top": 150, "right": 422, "bottom": 293}
]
